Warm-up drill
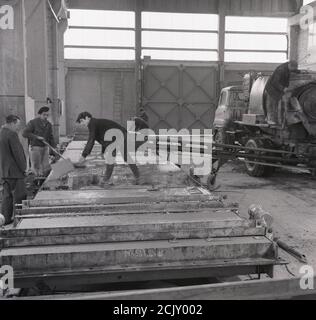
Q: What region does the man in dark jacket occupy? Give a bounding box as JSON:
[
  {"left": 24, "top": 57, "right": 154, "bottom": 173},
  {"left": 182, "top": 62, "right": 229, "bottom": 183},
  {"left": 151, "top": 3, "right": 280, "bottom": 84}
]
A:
[
  {"left": 76, "top": 112, "right": 140, "bottom": 184},
  {"left": 23, "top": 106, "right": 55, "bottom": 177},
  {"left": 264, "top": 60, "right": 299, "bottom": 125},
  {"left": 0, "top": 115, "right": 27, "bottom": 225}
]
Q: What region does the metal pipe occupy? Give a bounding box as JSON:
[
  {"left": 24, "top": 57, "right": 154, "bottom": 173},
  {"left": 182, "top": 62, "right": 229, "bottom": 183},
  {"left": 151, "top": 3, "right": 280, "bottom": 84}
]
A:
[
  {"left": 213, "top": 143, "right": 299, "bottom": 155},
  {"left": 275, "top": 239, "right": 307, "bottom": 264},
  {"left": 214, "top": 152, "right": 311, "bottom": 164}
]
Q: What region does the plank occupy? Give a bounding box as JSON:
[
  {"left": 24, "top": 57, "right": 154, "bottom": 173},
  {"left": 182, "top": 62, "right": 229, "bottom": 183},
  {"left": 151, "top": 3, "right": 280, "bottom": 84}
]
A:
[
  {"left": 24, "top": 188, "right": 216, "bottom": 208},
  {"left": 0, "top": 237, "right": 274, "bottom": 272},
  {"left": 1, "top": 210, "right": 263, "bottom": 247},
  {"left": 2, "top": 227, "right": 265, "bottom": 248},
  {"left": 17, "top": 200, "right": 229, "bottom": 216},
  {"left": 13, "top": 258, "right": 278, "bottom": 290},
  {"left": 16, "top": 211, "right": 245, "bottom": 230},
  {"left": 30, "top": 276, "right": 316, "bottom": 300},
  {"left": 34, "top": 188, "right": 209, "bottom": 200}
]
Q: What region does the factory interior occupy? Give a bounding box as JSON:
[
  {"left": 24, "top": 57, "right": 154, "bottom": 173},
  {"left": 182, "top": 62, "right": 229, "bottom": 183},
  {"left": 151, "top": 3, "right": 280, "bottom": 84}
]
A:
[{"left": 1, "top": 0, "right": 316, "bottom": 301}]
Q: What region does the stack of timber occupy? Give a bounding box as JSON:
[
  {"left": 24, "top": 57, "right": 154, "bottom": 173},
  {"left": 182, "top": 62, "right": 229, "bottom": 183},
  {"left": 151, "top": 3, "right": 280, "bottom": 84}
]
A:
[{"left": 0, "top": 141, "right": 281, "bottom": 292}]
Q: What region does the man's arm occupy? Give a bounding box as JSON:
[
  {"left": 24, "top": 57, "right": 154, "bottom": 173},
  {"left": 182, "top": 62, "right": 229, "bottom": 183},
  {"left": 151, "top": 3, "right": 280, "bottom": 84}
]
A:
[
  {"left": 81, "top": 124, "right": 96, "bottom": 159},
  {"left": 22, "top": 120, "right": 37, "bottom": 140},
  {"left": 271, "top": 69, "right": 287, "bottom": 92},
  {"left": 9, "top": 132, "right": 27, "bottom": 174},
  {"left": 48, "top": 123, "right": 56, "bottom": 148}
]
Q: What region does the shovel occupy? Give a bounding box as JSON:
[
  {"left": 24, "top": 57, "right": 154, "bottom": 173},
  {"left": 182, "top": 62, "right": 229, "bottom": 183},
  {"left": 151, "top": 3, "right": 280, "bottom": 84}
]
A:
[{"left": 42, "top": 140, "right": 76, "bottom": 180}]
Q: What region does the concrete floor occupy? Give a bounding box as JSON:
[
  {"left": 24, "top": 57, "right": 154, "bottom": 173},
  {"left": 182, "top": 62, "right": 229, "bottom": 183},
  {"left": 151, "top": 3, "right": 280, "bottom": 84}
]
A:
[{"left": 217, "top": 160, "right": 316, "bottom": 279}]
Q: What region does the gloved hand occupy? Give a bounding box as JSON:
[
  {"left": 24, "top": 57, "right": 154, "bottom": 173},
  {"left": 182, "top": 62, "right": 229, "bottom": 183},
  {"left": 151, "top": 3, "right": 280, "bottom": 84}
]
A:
[{"left": 36, "top": 136, "right": 45, "bottom": 141}]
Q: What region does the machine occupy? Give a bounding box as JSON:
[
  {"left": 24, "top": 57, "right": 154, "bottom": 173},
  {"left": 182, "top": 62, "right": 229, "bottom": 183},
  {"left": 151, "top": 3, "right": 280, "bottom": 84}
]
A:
[{"left": 213, "top": 70, "right": 316, "bottom": 177}]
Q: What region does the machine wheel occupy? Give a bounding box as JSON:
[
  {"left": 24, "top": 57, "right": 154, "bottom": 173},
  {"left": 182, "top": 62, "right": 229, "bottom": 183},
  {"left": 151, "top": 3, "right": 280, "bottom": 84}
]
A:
[{"left": 244, "top": 139, "right": 275, "bottom": 177}]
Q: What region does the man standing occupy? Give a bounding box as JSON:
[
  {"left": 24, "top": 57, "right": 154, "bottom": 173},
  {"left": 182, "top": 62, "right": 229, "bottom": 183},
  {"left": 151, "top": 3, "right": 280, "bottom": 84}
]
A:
[
  {"left": 0, "top": 115, "right": 27, "bottom": 225},
  {"left": 264, "top": 60, "right": 300, "bottom": 125},
  {"left": 23, "top": 106, "right": 55, "bottom": 177},
  {"left": 76, "top": 112, "right": 140, "bottom": 184}
]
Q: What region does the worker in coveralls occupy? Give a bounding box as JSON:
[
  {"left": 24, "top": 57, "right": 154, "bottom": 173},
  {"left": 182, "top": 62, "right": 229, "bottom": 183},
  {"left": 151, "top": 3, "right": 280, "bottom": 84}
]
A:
[
  {"left": 76, "top": 112, "right": 140, "bottom": 185},
  {"left": 264, "top": 60, "right": 300, "bottom": 125},
  {"left": 0, "top": 115, "right": 27, "bottom": 225},
  {"left": 23, "top": 106, "right": 56, "bottom": 177}
]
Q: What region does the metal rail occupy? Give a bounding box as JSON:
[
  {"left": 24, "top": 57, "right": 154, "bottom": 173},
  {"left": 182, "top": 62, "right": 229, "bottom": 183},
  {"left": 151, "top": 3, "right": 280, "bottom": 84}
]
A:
[
  {"left": 213, "top": 143, "right": 298, "bottom": 155},
  {"left": 144, "top": 135, "right": 316, "bottom": 170},
  {"left": 148, "top": 137, "right": 316, "bottom": 175}
]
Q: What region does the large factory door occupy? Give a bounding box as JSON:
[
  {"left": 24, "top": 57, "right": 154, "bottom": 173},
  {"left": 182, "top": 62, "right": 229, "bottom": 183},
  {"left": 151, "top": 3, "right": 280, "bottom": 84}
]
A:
[
  {"left": 65, "top": 67, "right": 135, "bottom": 136},
  {"left": 142, "top": 62, "right": 218, "bottom": 131}
]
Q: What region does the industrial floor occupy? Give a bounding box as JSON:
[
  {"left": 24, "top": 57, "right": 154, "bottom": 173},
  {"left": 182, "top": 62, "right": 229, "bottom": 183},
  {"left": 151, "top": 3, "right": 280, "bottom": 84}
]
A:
[{"left": 218, "top": 161, "right": 316, "bottom": 279}]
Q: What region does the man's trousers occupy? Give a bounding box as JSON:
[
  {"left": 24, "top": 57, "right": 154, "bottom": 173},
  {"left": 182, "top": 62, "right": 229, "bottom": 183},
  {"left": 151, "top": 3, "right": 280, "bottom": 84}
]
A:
[
  {"left": 30, "top": 146, "right": 50, "bottom": 176},
  {"left": 102, "top": 140, "right": 139, "bottom": 181},
  {"left": 1, "top": 178, "right": 27, "bottom": 225},
  {"left": 264, "top": 90, "right": 280, "bottom": 124}
]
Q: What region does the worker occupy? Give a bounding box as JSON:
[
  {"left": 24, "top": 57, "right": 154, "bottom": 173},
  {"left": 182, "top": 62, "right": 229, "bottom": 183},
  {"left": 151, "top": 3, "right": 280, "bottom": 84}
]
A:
[
  {"left": 264, "top": 60, "right": 300, "bottom": 125},
  {"left": 133, "top": 116, "right": 149, "bottom": 132},
  {"left": 0, "top": 115, "right": 27, "bottom": 226},
  {"left": 138, "top": 107, "right": 149, "bottom": 124},
  {"left": 129, "top": 113, "right": 153, "bottom": 158},
  {"left": 76, "top": 112, "right": 140, "bottom": 185},
  {"left": 23, "top": 106, "right": 56, "bottom": 177}
]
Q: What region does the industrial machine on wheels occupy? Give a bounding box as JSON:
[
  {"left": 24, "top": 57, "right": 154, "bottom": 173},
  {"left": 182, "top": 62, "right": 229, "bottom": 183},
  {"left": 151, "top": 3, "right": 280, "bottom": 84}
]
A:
[{"left": 212, "top": 70, "right": 316, "bottom": 178}]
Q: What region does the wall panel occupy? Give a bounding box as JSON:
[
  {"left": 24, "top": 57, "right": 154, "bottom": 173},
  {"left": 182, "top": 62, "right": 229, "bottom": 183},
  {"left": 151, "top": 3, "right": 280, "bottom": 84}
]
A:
[
  {"left": 65, "top": 64, "right": 136, "bottom": 135},
  {"left": 0, "top": 0, "right": 25, "bottom": 124}
]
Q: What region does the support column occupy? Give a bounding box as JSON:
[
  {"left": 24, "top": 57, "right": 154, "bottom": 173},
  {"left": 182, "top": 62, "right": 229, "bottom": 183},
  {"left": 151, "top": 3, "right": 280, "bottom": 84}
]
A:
[
  {"left": 24, "top": 0, "right": 49, "bottom": 116},
  {"left": 288, "top": 24, "right": 300, "bottom": 62},
  {"left": 218, "top": 0, "right": 227, "bottom": 94},
  {"left": 0, "top": 0, "right": 25, "bottom": 123},
  {"left": 135, "top": 0, "right": 143, "bottom": 114},
  {"left": 48, "top": 11, "right": 68, "bottom": 142},
  {"left": 24, "top": 0, "right": 68, "bottom": 141},
  {"left": 56, "top": 19, "right": 68, "bottom": 136}
]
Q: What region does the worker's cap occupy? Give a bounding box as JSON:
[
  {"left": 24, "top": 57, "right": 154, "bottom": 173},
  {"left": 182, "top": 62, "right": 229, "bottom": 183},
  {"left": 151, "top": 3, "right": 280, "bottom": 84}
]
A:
[
  {"left": 6, "top": 115, "right": 21, "bottom": 124},
  {"left": 38, "top": 106, "right": 50, "bottom": 114}
]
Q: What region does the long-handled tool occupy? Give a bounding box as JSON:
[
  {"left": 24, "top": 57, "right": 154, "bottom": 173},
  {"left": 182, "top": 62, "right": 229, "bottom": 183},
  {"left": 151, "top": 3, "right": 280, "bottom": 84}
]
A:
[
  {"left": 42, "top": 141, "right": 76, "bottom": 180},
  {"left": 274, "top": 238, "right": 308, "bottom": 264}
]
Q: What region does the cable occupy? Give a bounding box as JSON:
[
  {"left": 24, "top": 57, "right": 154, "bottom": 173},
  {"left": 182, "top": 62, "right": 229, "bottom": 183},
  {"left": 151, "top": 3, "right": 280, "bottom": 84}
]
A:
[{"left": 284, "top": 265, "right": 296, "bottom": 278}]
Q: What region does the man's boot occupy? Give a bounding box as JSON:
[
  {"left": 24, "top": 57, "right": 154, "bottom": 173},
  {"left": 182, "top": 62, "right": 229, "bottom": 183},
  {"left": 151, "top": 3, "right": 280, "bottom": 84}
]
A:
[
  {"left": 129, "top": 164, "right": 140, "bottom": 184},
  {"left": 101, "top": 164, "right": 115, "bottom": 187}
]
